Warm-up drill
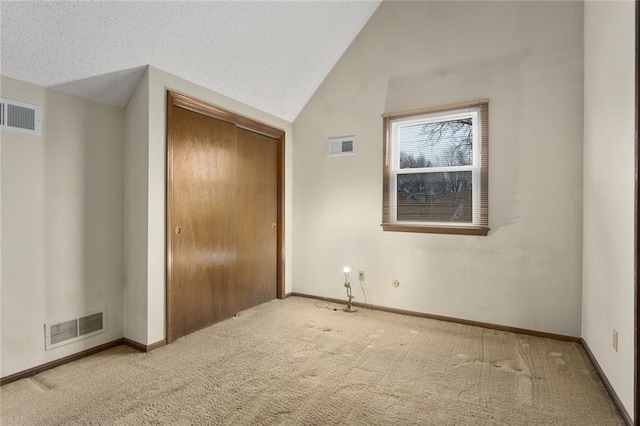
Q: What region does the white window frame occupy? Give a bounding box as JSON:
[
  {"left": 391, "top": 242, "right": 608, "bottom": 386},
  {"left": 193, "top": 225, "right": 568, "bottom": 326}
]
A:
[{"left": 389, "top": 108, "right": 481, "bottom": 226}]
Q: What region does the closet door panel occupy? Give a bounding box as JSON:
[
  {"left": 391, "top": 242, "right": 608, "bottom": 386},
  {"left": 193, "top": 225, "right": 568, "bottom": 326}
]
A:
[
  {"left": 235, "top": 128, "right": 278, "bottom": 310},
  {"left": 169, "top": 105, "right": 238, "bottom": 340}
]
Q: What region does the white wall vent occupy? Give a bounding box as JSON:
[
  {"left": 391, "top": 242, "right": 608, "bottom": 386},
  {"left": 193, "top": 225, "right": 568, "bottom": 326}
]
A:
[
  {"left": 45, "top": 309, "right": 107, "bottom": 350},
  {"left": 328, "top": 135, "right": 356, "bottom": 156},
  {"left": 0, "top": 97, "right": 41, "bottom": 135}
]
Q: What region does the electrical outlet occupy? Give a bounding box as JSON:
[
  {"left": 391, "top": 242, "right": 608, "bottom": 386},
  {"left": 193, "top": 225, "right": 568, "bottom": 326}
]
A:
[
  {"left": 358, "top": 270, "right": 365, "bottom": 281},
  {"left": 613, "top": 329, "right": 619, "bottom": 352}
]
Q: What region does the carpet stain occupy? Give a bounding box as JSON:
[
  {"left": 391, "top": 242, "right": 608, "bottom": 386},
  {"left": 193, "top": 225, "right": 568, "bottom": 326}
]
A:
[
  {"left": 491, "top": 360, "right": 524, "bottom": 374},
  {"left": 454, "top": 359, "right": 483, "bottom": 367}
]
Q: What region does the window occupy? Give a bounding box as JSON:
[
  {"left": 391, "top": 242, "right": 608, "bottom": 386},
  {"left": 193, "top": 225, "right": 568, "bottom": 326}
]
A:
[{"left": 382, "top": 99, "right": 489, "bottom": 236}]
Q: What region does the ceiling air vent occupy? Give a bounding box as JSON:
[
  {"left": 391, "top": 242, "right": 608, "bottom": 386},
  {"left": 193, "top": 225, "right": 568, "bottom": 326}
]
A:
[
  {"left": 328, "top": 135, "right": 356, "bottom": 156},
  {"left": 45, "top": 309, "right": 107, "bottom": 350},
  {"left": 0, "top": 97, "right": 41, "bottom": 135}
]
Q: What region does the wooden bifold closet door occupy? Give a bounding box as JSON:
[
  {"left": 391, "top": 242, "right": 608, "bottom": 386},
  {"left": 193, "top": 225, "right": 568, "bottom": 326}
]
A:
[{"left": 166, "top": 91, "right": 284, "bottom": 342}]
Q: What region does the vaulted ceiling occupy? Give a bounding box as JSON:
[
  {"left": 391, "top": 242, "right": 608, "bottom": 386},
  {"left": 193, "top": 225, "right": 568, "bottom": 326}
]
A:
[{"left": 0, "top": 1, "right": 381, "bottom": 121}]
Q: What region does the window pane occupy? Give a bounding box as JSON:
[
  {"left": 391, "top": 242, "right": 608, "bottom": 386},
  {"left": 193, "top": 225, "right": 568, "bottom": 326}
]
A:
[
  {"left": 399, "top": 119, "right": 473, "bottom": 169},
  {"left": 397, "top": 171, "right": 472, "bottom": 222}
]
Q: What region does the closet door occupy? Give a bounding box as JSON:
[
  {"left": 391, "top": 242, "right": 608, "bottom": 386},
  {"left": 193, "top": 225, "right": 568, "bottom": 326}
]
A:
[
  {"left": 169, "top": 106, "right": 239, "bottom": 340},
  {"left": 235, "top": 128, "right": 278, "bottom": 310},
  {"left": 167, "top": 91, "right": 284, "bottom": 343}
]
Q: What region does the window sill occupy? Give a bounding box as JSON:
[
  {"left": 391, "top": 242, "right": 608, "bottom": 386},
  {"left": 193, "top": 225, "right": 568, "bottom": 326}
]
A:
[{"left": 381, "top": 223, "right": 489, "bottom": 236}]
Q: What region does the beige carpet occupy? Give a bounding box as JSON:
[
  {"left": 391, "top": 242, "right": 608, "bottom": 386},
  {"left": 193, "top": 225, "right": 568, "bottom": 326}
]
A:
[{"left": 1, "top": 296, "right": 625, "bottom": 425}]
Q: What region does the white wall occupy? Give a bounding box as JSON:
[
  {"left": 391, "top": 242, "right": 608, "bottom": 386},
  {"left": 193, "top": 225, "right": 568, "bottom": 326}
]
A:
[
  {"left": 582, "top": 1, "right": 635, "bottom": 419},
  {"left": 293, "top": 1, "right": 584, "bottom": 336},
  {"left": 125, "top": 66, "right": 294, "bottom": 345},
  {"left": 123, "top": 68, "right": 150, "bottom": 345},
  {"left": 1, "top": 76, "right": 125, "bottom": 376}
]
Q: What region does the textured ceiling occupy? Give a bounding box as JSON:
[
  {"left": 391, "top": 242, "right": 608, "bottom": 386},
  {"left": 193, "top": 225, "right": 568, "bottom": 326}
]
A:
[{"left": 0, "top": 1, "right": 380, "bottom": 121}]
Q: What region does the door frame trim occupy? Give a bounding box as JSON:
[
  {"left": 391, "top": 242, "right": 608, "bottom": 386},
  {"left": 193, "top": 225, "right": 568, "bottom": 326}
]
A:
[{"left": 165, "top": 90, "right": 286, "bottom": 343}]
